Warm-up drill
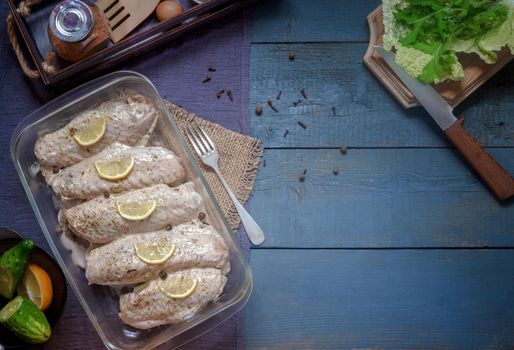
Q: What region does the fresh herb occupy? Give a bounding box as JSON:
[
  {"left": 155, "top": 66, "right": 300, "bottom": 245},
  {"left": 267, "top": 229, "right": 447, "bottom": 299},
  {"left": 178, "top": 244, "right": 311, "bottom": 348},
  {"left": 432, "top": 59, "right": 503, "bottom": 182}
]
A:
[{"left": 390, "top": 0, "right": 509, "bottom": 83}]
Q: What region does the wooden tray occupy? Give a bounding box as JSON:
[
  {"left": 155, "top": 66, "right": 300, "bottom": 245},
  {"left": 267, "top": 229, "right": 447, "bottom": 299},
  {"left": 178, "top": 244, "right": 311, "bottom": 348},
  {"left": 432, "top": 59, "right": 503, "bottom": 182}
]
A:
[
  {"left": 364, "top": 6, "right": 514, "bottom": 109},
  {"left": 7, "top": 0, "right": 259, "bottom": 87}
]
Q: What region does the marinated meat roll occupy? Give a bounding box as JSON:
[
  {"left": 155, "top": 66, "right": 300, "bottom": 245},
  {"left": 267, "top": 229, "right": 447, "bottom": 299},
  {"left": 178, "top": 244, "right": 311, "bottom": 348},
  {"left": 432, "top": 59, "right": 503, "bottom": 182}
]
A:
[
  {"left": 65, "top": 182, "right": 202, "bottom": 243},
  {"left": 48, "top": 143, "right": 186, "bottom": 200},
  {"left": 85, "top": 223, "right": 229, "bottom": 285},
  {"left": 35, "top": 95, "right": 157, "bottom": 168},
  {"left": 119, "top": 268, "right": 227, "bottom": 329}
]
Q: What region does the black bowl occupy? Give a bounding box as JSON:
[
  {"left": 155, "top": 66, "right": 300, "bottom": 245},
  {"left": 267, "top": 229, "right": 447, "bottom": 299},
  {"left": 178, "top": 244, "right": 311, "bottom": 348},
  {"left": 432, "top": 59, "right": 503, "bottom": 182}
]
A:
[{"left": 0, "top": 229, "right": 67, "bottom": 349}]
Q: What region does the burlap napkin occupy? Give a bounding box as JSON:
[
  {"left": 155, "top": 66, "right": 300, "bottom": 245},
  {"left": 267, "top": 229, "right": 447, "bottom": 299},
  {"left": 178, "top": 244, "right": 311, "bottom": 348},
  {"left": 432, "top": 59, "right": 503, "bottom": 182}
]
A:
[{"left": 163, "top": 100, "right": 263, "bottom": 232}]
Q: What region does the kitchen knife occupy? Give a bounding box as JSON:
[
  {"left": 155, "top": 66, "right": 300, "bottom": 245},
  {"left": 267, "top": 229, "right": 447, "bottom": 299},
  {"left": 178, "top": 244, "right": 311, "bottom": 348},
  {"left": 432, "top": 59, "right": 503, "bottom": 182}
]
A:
[{"left": 374, "top": 46, "right": 514, "bottom": 200}]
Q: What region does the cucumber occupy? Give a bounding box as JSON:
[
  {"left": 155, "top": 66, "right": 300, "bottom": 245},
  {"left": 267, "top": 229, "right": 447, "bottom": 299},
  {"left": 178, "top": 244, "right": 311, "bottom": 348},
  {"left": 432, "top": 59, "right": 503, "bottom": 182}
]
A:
[
  {"left": 0, "top": 239, "right": 34, "bottom": 299},
  {"left": 0, "top": 296, "right": 51, "bottom": 344}
]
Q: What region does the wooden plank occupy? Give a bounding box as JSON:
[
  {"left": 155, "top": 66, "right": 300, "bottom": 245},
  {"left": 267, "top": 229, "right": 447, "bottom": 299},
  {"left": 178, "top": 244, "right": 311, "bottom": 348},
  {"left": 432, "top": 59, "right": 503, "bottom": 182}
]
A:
[
  {"left": 251, "top": 0, "right": 380, "bottom": 43},
  {"left": 250, "top": 149, "right": 514, "bottom": 248},
  {"left": 249, "top": 43, "right": 514, "bottom": 148},
  {"left": 246, "top": 249, "right": 514, "bottom": 349}
]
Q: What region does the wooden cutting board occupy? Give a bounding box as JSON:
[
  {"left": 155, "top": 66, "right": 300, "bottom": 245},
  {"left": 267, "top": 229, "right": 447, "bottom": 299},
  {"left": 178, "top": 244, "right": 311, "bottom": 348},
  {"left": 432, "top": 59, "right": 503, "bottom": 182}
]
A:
[{"left": 363, "top": 5, "right": 514, "bottom": 109}]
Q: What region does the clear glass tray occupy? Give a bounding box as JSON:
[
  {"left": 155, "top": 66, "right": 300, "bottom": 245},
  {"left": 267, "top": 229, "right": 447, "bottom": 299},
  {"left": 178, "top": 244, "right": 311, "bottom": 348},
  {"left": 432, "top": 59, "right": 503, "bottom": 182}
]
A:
[{"left": 10, "top": 71, "right": 252, "bottom": 350}]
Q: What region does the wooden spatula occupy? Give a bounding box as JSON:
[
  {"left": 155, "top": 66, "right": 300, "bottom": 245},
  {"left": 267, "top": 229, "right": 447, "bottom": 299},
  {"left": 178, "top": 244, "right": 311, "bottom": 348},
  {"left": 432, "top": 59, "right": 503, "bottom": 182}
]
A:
[{"left": 95, "top": 0, "right": 160, "bottom": 43}]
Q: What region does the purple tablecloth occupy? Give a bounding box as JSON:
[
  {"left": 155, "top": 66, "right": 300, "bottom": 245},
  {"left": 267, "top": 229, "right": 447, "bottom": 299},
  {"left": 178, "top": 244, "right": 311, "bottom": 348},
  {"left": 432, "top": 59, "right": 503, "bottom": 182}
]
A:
[{"left": 0, "top": 3, "right": 250, "bottom": 349}]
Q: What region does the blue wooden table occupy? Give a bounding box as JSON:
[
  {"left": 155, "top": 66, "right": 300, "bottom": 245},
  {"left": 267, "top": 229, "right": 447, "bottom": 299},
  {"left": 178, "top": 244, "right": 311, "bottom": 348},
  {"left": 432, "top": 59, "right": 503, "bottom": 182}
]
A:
[{"left": 245, "top": 0, "right": 514, "bottom": 349}]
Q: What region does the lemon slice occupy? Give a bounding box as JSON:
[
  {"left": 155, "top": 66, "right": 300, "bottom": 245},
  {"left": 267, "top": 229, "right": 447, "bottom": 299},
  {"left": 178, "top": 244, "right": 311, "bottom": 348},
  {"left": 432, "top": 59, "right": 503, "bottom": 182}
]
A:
[
  {"left": 159, "top": 276, "right": 198, "bottom": 299},
  {"left": 134, "top": 241, "right": 175, "bottom": 264},
  {"left": 73, "top": 116, "right": 107, "bottom": 146},
  {"left": 95, "top": 157, "right": 135, "bottom": 181},
  {"left": 117, "top": 200, "right": 157, "bottom": 221},
  {"left": 16, "top": 263, "right": 53, "bottom": 311}
]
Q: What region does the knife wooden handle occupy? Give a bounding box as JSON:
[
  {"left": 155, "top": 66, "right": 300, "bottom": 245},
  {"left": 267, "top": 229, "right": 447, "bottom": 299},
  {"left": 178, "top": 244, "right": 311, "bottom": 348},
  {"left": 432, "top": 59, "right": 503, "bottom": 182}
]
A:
[{"left": 445, "top": 117, "right": 514, "bottom": 200}]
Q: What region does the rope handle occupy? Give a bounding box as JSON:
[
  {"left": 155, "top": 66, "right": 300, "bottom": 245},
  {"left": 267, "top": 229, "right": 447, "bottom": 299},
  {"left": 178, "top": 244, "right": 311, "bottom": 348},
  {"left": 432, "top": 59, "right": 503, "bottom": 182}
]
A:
[{"left": 7, "top": 0, "right": 58, "bottom": 79}]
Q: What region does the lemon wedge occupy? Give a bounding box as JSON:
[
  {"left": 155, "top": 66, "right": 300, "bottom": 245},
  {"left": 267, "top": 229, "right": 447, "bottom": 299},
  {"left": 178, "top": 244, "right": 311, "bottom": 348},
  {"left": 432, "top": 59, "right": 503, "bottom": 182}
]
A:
[
  {"left": 95, "top": 157, "right": 135, "bottom": 181},
  {"left": 117, "top": 200, "right": 157, "bottom": 221},
  {"left": 134, "top": 241, "right": 175, "bottom": 264},
  {"left": 16, "top": 263, "right": 53, "bottom": 311},
  {"left": 73, "top": 116, "right": 107, "bottom": 146},
  {"left": 159, "top": 276, "right": 198, "bottom": 299}
]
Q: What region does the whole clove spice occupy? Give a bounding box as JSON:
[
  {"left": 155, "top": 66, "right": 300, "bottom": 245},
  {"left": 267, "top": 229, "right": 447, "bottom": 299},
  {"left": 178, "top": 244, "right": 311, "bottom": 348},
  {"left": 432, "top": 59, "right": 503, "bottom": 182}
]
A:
[
  {"left": 300, "top": 89, "right": 307, "bottom": 99},
  {"left": 332, "top": 106, "right": 336, "bottom": 116},
  {"left": 267, "top": 99, "right": 278, "bottom": 112},
  {"left": 298, "top": 120, "right": 307, "bottom": 129},
  {"left": 202, "top": 76, "right": 211, "bottom": 84},
  {"left": 340, "top": 146, "right": 347, "bottom": 155},
  {"left": 332, "top": 166, "right": 339, "bottom": 175},
  {"left": 283, "top": 129, "right": 289, "bottom": 137},
  {"left": 208, "top": 66, "right": 216, "bottom": 72},
  {"left": 227, "top": 90, "right": 234, "bottom": 101},
  {"left": 299, "top": 168, "right": 307, "bottom": 182},
  {"left": 288, "top": 52, "right": 295, "bottom": 61},
  {"left": 216, "top": 89, "right": 225, "bottom": 98},
  {"left": 255, "top": 105, "right": 263, "bottom": 116},
  {"left": 293, "top": 100, "right": 301, "bottom": 107},
  {"left": 276, "top": 90, "right": 282, "bottom": 100}
]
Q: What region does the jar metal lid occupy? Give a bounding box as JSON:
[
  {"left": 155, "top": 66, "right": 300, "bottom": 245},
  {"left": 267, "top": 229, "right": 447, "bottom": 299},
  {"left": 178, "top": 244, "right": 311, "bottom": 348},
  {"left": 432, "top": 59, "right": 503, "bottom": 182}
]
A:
[{"left": 49, "top": 0, "right": 93, "bottom": 43}]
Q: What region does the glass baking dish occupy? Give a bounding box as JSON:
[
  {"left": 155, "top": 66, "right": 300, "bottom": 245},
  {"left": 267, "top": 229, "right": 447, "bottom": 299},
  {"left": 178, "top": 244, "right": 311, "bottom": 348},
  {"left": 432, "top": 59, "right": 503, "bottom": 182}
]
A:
[{"left": 10, "top": 71, "right": 252, "bottom": 350}]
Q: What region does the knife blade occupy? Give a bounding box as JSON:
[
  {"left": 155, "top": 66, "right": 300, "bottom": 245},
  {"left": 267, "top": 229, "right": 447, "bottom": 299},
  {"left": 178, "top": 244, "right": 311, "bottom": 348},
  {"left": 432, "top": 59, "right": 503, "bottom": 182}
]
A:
[
  {"left": 374, "top": 46, "right": 457, "bottom": 130},
  {"left": 374, "top": 45, "right": 514, "bottom": 200}
]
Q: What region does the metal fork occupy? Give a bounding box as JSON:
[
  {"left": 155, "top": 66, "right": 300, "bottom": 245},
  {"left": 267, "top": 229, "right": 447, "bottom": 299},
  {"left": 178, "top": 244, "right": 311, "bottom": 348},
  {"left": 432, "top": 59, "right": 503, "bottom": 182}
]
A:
[{"left": 185, "top": 122, "right": 265, "bottom": 246}]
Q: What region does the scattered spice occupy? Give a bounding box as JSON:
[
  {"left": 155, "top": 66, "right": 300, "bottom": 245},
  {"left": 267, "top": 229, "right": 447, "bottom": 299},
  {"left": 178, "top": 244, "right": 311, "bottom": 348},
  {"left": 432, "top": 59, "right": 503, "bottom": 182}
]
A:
[
  {"left": 68, "top": 127, "right": 77, "bottom": 136},
  {"left": 331, "top": 106, "right": 336, "bottom": 116},
  {"left": 216, "top": 89, "right": 225, "bottom": 98},
  {"left": 288, "top": 52, "right": 295, "bottom": 61},
  {"left": 52, "top": 167, "right": 59, "bottom": 174},
  {"left": 160, "top": 271, "right": 168, "bottom": 280},
  {"left": 339, "top": 146, "right": 347, "bottom": 155},
  {"left": 276, "top": 90, "right": 282, "bottom": 100},
  {"left": 267, "top": 99, "right": 278, "bottom": 112},
  {"left": 202, "top": 76, "right": 211, "bottom": 84},
  {"left": 166, "top": 224, "right": 172, "bottom": 231},
  {"left": 263, "top": 159, "right": 266, "bottom": 167},
  {"left": 198, "top": 212, "right": 206, "bottom": 221},
  {"left": 297, "top": 120, "right": 307, "bottom": 129},
  {"left": 283, "top": 129, "right": 289, "bottom": 138},
  {"left": 208, "top": 66, "right": 216, "bottom": 72},
  {"left": 300, "top": 88, "right": 307, "bottom": 99},
  {"left": 227, "top": 90, "right": 234, "bottom": 101},
  {"left": 103, "top": 192, "right": 110, "bottom": 199},
  {"left": 255, "top": 105, "right": 263, "bottom": 116},
  {"left": 332, "top": 166, "right": 339, "bottom": 175},
  {"left": 299, "top": 169, "right": 307, "bottom": 182},
  {"left": 293, "top": 100, "right": 301, "bottom": 107},
  {"left": 499, "top": 121, "right": 505, "bottom": 126}
]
